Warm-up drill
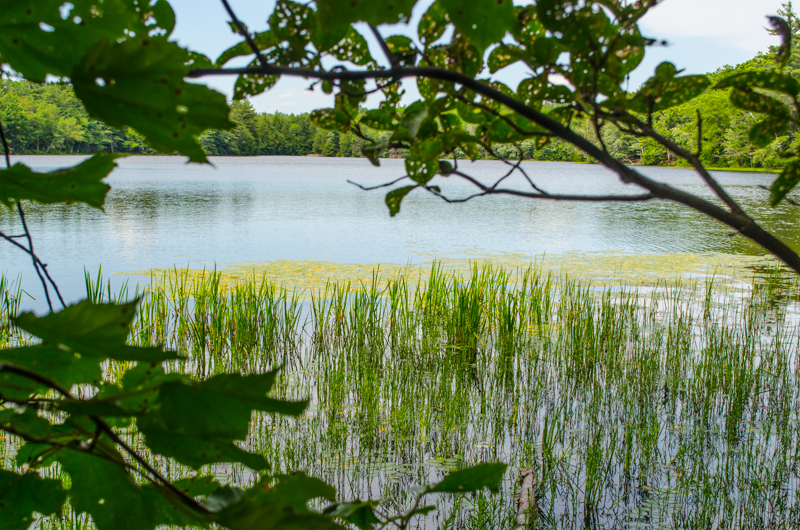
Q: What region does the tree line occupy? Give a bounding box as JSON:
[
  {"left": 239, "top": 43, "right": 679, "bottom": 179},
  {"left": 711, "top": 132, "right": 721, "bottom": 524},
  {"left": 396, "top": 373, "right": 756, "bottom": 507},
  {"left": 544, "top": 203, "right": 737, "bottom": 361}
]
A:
[{"left": 0, "top": 43, "right": 795, "bottom": 169}]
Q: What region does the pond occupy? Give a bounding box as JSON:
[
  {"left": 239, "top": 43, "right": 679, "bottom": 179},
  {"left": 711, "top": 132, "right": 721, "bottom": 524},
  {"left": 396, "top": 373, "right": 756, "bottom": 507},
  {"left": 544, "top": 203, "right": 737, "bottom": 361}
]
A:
[{"left": 0, "top": 155, "right": 796, "bottom": 309}]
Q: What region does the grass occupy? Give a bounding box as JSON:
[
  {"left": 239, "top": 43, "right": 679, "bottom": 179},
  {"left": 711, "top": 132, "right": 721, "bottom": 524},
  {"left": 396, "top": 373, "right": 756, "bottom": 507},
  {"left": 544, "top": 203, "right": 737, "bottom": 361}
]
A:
[{"left": 2, "top": 261, "right": 800, "bottom": 528}]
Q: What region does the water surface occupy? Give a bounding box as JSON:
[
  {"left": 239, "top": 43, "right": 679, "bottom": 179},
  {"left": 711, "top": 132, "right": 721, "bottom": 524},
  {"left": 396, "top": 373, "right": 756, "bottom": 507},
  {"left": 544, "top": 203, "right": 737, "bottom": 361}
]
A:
[{"left": 0, "top": 155, "right": 794, "bottom": 306}]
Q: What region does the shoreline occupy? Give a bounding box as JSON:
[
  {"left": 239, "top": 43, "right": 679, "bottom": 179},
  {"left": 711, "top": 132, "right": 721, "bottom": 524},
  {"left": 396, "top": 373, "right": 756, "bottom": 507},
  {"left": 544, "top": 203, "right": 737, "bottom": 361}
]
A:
[{"left": 8, "top": 153, "right": 782, "bottom": 173}]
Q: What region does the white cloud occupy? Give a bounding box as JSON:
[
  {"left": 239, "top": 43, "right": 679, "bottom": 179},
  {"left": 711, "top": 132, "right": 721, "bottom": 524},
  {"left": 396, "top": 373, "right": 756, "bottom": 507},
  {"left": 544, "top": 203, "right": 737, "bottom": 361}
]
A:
[{"left": 640, "top": 0, "right": 783, "bottom": 53}]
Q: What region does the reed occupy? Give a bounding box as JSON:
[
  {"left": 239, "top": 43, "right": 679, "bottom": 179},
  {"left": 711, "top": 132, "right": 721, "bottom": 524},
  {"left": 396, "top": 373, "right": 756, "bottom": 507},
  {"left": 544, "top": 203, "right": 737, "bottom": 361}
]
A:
[{"left": 2, "top": 263, "right": 799, "bottom": 528}]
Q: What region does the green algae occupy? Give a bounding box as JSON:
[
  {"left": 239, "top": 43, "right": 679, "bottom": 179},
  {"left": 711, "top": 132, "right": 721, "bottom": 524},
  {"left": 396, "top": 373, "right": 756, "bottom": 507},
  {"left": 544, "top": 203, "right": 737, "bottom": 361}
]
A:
[{"left": 124, "top": 251, "right": 784, "bottom": 296}]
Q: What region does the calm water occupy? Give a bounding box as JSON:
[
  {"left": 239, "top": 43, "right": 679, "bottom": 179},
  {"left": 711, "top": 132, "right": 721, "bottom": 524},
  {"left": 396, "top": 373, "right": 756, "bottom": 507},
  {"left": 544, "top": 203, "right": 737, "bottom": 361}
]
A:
[{"left": 0, "top": 155, "right": 796, "bottom": 306}]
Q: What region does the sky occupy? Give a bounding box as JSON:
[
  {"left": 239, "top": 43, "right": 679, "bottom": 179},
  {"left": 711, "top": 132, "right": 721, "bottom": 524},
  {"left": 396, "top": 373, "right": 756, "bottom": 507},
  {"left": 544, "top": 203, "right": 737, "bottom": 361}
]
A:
[{"left": 169, "top": 0, "right": 786, "bottom": 114}]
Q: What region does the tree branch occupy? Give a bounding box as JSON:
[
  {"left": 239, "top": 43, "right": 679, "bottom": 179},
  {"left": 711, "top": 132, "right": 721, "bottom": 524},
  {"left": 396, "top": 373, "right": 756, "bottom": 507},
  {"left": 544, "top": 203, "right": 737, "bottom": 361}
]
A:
[{"left": 618, "top": 115, "right": 746, "bottom": 216}]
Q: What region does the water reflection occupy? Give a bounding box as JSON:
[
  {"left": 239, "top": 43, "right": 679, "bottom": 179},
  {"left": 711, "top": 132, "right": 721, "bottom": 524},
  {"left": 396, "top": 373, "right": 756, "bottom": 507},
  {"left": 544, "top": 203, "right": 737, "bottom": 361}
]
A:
[{"left": 0, "top": 155, "right": 798, "bottom": 305}]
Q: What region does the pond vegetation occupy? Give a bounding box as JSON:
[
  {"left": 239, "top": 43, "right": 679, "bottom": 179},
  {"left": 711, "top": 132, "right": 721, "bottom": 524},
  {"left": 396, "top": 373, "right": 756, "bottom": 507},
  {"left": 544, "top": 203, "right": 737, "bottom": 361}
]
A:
[{"left": 2, "top": 261, "right": 799, "bottom": 528}]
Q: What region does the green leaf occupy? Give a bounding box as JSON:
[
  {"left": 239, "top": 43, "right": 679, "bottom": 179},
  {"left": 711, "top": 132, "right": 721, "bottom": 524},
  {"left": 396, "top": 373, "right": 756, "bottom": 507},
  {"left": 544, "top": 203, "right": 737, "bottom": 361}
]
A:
[
  {"left": 0, "top": 154, "right": 122, "bottom": 209},
  {"left": 488, "top": 44, "right": 523, "bottom": 73},
  {"left": 92, "top": 361, "right": 182, "bottom": 417},
  {"left": 215, "top": 31, "right": 276, "bottom": 67},
  {"left": 205, "top": 486, "right": 244, "bottom": 512},
  {"left": 57, "top": 398, "right": 134, "bottom": 418},
  {"left": 330, "top": 28, "right": 374, "bottom": 67},
  {"left": 0, "top": 409, "right": 100, "bottom": 449},
  {"left": 398, "top": 101, "right": 429, "bottom": 138},
  {"left": 268, "top": 474, "right": 336, "bottom": 514},
  {"left": 418, "top": 1, "right": 450, "bottom": 45},
  {"left": 518, "top": 77, "right": 573, "bottom": 107},
  {"left": 484, "top": 117, "right": 526, "bottom": 143},
  {"left": 174, "top": 476, "right": 224, "bottom": 498},
  {"left": 0, "top": 470, "right": 66, "bottom": 529},
  {"left": 323, "top": 501, "right": 381, "bottom": 529},
  {"left": 445, "top": 34, "right": 483, "bottom": 77},
  {"left": 771, "top": 159, "right": 800, "bottom": 206},
  {"left": 0, "top": 0, "right": 137, "bottom": 82},
  {"left": 0, "top": 408, "right": 54, "bottom": 440},
  {"left": 749, "top": 116, "right": 790, "bottom": 148},
  {"left": 626, "top": 62, "right": 710, "bottom": 114},
  {"left": 310, "top": 108, "right": 352, "bottom": 133},
  {"left": 715, "top": 70, "right": 800, "bottom": 97},
  {"left": 385, "top": 186, "right": 416, "bottom": 217},
  {"left": 360, "top": 108, "right": 396, "bottom": 131},
  {"left": 15, "top": 443, "right": 59, "bottom": 469},
  {"left": 729, "top": 88, "right": 791, "bottom": 118},
  {"left": 316, "top": 0, "right": 416, "bottom": 32},
  {"left": 0, "top": 371, "right": 45, "bottom": 400},
  {"left": 270, "top": 1, "right": 316, "bottom": 50},
  {"left": 385, "top": 36, "right": 417, "bottom": 66},
  {"left": 73, "top": 37, "right": 233, "bottom": 163},
  {"left": 141, "top": 430, "right": 270, "bottom": 471},
  {"left": 213, "top": 476, "right": 340, "bottom": 530},
  {"left": 0, "top": 344, "right": 102, "bottom": 389},
  {"left": 439, "top": 0, "right": 516, "bottom": 54},
  {"left": 59, "top": 451, "right": 198, "bottom": 530},
  {"left": 427, "top": 463, "right": 507, "bottom": 494},
  {"left": 406, "top": 156, "right": 439, "bottom": 184},
  {"left": 14, "top": 299, "right": 180, "bottom": 363},
  {"left": 361, "top": 139, "right": 389, "bottom": 166},
  {"left": 138, "top": 372, "right": 305, "bottom": 469},
  {"left": 233, "top": 62, "right": 280, "bottom": 100}
]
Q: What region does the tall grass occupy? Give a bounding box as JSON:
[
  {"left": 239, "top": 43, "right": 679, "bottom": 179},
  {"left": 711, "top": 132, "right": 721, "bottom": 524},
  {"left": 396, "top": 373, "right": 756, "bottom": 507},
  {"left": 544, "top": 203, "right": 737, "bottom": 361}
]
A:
[{"left": 2, "top": 263, "right": 800, "bottom": 528}]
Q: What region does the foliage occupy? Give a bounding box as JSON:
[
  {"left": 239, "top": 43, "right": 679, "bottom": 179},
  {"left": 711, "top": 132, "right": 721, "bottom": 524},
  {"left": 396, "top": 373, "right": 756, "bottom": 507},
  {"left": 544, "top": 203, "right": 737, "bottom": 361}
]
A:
[{"left": 1, "top": 0, "right": 800, "bottom": 528}]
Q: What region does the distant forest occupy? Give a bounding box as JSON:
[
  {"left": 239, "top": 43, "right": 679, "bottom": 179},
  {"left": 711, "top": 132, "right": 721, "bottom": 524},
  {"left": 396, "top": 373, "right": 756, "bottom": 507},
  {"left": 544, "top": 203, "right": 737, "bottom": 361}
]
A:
[{"left": 0, "top": 46, "right": 795, "bottom": 169}]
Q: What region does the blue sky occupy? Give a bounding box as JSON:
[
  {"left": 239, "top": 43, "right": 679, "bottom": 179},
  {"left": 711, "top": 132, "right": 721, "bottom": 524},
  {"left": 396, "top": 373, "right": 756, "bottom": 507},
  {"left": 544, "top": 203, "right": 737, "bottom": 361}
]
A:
[{"left": 171, "top": 0, "right": 785, "bottom": 114}]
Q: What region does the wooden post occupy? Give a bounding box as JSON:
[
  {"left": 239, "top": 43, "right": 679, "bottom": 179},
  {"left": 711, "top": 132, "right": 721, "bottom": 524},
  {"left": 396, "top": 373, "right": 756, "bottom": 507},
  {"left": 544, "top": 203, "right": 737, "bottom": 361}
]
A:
[{"left": 514, "top": 468, "right": 536, "bottom": 529}]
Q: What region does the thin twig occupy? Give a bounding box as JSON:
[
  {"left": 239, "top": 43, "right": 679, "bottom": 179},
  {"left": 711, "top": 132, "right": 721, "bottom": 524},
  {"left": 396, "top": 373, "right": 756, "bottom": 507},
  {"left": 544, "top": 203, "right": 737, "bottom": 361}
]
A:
[
  {"left": 348, "top": 176, "right": 409, "bottom": 191},
  {"left": 448, "top": 171, "right": 654, "bottom": 202},
  {"left": 0, "top": 119, "right": 60, "bottom": 310},
  {"left": 0, "top": 229, "right": 65, "bottom": 308},
  {"left": 0, "top": 118, "right": 10, "bottom": 169},
  {"left": 696, "top": 109, "right": 703, "bottom": 158},
  {"left": 15, "top": 204, "right": 53, "bottom": 311},
  {"left": 220, "top": 0, "right": 269, "bottom": 69},
  {"left": 369, "top": 24, "right": 395, "bottom": 68}
]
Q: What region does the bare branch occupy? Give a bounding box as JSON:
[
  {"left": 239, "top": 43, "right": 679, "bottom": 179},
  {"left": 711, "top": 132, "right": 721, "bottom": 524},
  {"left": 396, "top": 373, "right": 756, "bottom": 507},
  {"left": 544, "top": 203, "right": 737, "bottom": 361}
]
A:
[
  {"left": 449, "top": 170, "right": 654, "bottom": 202},
  {"left": 348, "top": 176, "right": 409, "bottom": 191}
]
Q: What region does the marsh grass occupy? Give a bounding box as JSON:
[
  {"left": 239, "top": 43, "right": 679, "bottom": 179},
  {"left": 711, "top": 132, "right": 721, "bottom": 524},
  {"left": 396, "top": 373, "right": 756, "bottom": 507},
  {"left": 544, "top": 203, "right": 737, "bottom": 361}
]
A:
[{"left": 2, "top": 261, "right": 800, "bottom": 529}]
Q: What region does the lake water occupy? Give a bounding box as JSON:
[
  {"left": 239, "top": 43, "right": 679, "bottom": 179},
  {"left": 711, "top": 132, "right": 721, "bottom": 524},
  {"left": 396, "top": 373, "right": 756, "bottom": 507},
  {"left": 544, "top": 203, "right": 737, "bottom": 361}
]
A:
[{"left": 0, "top": 155, "right": 796, "bottom": 307}]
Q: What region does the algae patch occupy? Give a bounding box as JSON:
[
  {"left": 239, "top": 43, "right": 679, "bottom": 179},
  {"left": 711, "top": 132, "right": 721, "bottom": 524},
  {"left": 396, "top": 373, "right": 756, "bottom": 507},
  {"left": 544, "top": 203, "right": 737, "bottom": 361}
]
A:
[{"left": 123, "top": 251, "right": 783, "bottom": 294}]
